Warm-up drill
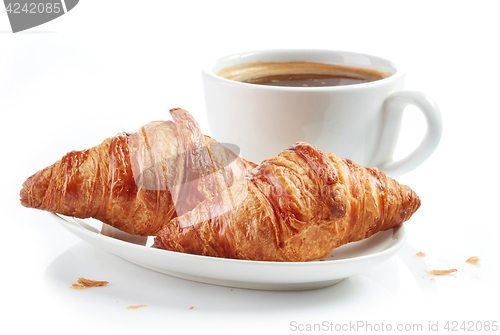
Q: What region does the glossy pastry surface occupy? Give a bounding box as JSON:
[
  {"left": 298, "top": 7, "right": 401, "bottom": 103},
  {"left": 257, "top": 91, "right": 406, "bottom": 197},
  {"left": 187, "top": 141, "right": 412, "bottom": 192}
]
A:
[
  {"left": 20, "top": 108, "right": 255, "bottom": 236},
  {"left": 154, "top": 142, "right": 420, "bottom": 261}
]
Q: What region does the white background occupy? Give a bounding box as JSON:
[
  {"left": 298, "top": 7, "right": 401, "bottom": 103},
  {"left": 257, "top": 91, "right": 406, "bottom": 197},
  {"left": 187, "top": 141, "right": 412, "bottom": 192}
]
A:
[{"left": 1, "top": 1, "right": 499, "bottom": 334}]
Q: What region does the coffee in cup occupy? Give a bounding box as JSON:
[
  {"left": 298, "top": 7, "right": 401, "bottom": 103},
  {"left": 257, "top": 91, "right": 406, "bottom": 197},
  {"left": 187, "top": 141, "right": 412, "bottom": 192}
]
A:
[{"left": 217, "top": 61, "right": 391, "bottom": 87}]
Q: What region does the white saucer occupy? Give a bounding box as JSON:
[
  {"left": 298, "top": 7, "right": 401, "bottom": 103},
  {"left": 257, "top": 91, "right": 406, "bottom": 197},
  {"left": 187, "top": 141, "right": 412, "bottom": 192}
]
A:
[{"left": 50, "top": 213, "right": 406, "bottom": 291}]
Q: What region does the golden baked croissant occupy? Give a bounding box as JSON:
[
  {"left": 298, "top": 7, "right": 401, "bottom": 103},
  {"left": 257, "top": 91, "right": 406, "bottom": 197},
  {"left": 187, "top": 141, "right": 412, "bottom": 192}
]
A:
[
  {"left": 20, "top": 108, "right": 256, "bottom": 236},
  {"left": 153, "top": 142, "right": 420, "bottom": 262}
]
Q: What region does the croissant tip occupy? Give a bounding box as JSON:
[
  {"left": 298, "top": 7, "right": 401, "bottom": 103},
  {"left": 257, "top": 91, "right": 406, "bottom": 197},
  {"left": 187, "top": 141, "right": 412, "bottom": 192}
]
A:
[
  {"left": 405, "top": 188, "right": 421, "bottom": 221},
  {"left": 20, "top": 177, "right": 33, "bottom": 208},
  {"left": 20, "top": 165, "right": 54, "bottom": 209}
]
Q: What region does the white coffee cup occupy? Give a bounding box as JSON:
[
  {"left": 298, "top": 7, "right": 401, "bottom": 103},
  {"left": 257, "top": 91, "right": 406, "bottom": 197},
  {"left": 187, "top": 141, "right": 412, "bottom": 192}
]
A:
[{"left": 202, "top": 49, "right": 442, "bottom": 177}]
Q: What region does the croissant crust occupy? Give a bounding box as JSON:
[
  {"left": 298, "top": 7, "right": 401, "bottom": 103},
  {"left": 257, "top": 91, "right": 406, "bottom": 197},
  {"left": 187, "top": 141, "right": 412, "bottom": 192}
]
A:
[
  {"left": 20, "top": 108, "right": 256, "bottom": 236},
  {"left": 153, "top": 142, "right": 420, "bottom": 262}
]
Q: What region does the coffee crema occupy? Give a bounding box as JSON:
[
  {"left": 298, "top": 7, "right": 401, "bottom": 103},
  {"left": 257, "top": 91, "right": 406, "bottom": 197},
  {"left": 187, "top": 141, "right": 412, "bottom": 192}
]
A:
[{"left": 217, "top": 61, "right": 392, "bottom": 87}]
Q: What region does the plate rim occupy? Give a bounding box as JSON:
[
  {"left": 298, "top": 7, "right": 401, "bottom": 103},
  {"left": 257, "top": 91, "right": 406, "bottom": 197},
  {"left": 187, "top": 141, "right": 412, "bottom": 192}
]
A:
[{"left": 50, "top": 212, "right": 406, "bottom": 267}]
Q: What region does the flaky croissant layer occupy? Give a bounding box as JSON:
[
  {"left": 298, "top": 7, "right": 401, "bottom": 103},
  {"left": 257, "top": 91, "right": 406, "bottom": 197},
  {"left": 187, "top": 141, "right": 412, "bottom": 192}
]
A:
[{"left": 153, "top": 142, "right": 420, "bottom": 262}]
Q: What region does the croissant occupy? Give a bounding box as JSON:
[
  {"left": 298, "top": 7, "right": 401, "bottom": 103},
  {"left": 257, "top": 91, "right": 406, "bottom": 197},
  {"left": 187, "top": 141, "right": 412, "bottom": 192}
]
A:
[
  {"left": 153, "top": 142, "right": 421, "bottom": 262},
  {"left": 20, "top": 108, "right": 256, "bottom": 236}
]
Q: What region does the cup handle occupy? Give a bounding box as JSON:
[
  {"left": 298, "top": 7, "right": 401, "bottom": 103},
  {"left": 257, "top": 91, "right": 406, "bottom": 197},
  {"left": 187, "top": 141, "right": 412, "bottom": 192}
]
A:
[{"left": 370, "top": 91, "right": 442, "bottom": 177}]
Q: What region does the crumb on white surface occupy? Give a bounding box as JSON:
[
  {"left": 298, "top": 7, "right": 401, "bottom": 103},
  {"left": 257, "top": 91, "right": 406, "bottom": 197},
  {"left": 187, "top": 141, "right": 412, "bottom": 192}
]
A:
[
  {"left": 466, "top": 256, "right": 480, "bottom": 264},
  {"left": 126, "top": 305, "right": 147, "bottom": 310},
  {"left": 70, "top": 278, "right": 109, "bottom": 289},
  {"left": 424, "top": 269, "right": 457, "bottom": 276}
]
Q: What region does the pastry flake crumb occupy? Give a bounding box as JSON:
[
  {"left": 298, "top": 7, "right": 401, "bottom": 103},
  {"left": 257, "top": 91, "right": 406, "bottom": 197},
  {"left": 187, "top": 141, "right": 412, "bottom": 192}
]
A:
[
  {"left": 415, "top": 252, "right": 426, "bottom": 257},
  {"left": 70, "top": 278, "right": 109, "bottom": 289},
  {"left": 424, "top": 269, "right": 457, "bottom": 276},
  {"left": 466, "top": 256, "right": 480, "bottom": 264},
  {"left": 430, "top": 278, "right": 435, "bottom": 281},
  {"left": 126, "top": 304, "right": 147, "bottom": 310},
  {"left": 77, "top": 277, "right": 109, "bottom": 287},
  {"left": 189, "top": 307, "right": 194, "bottom": 310},
  {"left": 70, "top": 283, "right": 85, "bottom": 290}
]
